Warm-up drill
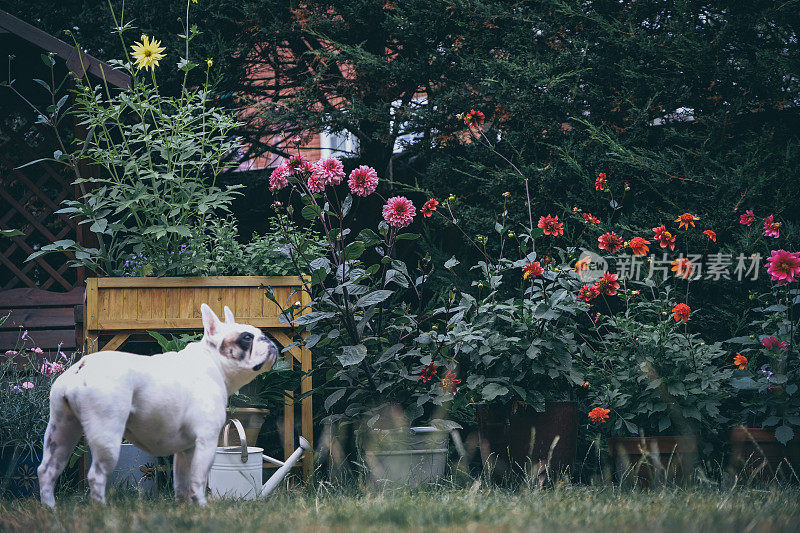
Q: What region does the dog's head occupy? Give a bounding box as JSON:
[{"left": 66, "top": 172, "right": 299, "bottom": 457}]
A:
[{"left": 200, "top": 303, "right": 279, "bottom": 377}]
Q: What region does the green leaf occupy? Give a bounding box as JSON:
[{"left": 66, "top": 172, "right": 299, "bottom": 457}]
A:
[
  {"left": 731, "top": 377, "right": 757, "bottom": 390},
  {"left": 775, "top": 425, "right": 794, "bottom": 445},
  {"left": 324, "top": 389, "right": 346, "bottom": 411},
  {"left": 338, "top": 345, "right": 367, "bottom": 366},
  {"left": 430, "top": 419, "right": 463, "bottom": 431},
  {"left": 343, "top": 241, "right": 366, "bottom": 260},
  {"left": 444, "top": 256, "right": 460, "bottom": 269},
  {"left": 395, "top": 232, "right": 420, "bottom": 241},
  {"left": 301, "top": 204, "right": 322, "bottom": 220},
  {"left": 355, "top": 290, "right": 393, "bottom": 308},
  {"left": 0, "top": 229, "right": 23, "bottom": 238},
  {"left": 341, "top": 194, "right": 353, "bottom": 217},
  {"left": 482, "top": 383, "right": 509, "bottom": 401}
]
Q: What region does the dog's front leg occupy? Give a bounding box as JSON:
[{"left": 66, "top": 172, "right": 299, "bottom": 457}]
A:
[
  {"left": 187, "top": 439, "right": 217, "bottom": 506},
  {"left": 173, "top": 448, "right": 194, "bottom": 502}
]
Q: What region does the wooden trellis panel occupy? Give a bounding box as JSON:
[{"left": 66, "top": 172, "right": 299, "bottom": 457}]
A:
[{"left": 0, "top": 111, "right": 79, "bottom": 291}]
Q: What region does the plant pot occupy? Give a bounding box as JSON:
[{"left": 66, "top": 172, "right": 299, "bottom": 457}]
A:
[
  {"left": 86, "top": 443, "right": 157, "bottom": 496},
  {"left": 0, "top": 446, "right": 41, "bottom": 498},
  {"left": 477, "top": 401, "right": 578, "bottom": 481},
  {"left": 728, "top": 427, "right": 800, "bottom": 478},
  {"left": 218, "top": 408, "right": 270, "bottom": 447},
  {"left": 608, "top": 435, "right": 697, "bottom": 486},
  {"left": 361, "top": 426, "right": 450, "bottom": 487}
]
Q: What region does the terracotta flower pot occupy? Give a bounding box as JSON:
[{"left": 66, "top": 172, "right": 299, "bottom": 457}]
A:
[
  {"left": 728, "top": 427, "right": 800, "bottom": 479},
  {"left": 608, "top": 435, "right": 697, "bottom": 486},
  {"left": 477, "top": 401, "right": 578, "bottom": 481}
]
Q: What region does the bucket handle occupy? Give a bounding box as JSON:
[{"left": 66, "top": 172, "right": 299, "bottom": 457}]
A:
[{"left": 222, "top": 418, "right": 248, "bottom": 463}]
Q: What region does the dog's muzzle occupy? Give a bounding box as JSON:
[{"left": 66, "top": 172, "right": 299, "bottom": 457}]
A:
[{"left": 252, "top": 361, "right": 264, "bottom": 371}]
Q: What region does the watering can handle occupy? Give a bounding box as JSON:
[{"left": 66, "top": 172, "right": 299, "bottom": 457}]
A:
[{"left": 222, "top": 418, "right": 248, "bottom": 463}]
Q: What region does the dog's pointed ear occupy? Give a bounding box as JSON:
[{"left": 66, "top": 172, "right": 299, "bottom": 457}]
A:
[
  {"left": 223, "top": 305, "right": 235, "bottom": 324},
  {"left": 201, "top": 303, "right": 222, "bottom": 337}
]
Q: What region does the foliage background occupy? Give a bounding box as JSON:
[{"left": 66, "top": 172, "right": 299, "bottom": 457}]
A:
[{"left": 4, "top": 0, "right": 799, "bottom": 335}]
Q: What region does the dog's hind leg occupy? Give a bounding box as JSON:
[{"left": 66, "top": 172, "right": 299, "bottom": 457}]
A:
[
  {"left": 38, "top": 394, "right": 82, "bottom": 507},
  {"left": 173, "top": 447, "right": 195, "bottom": 502},
  {"left": 80, "top": 402, "right": 129, "bottom": 504}
]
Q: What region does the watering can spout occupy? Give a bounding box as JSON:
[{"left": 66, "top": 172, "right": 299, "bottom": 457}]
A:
[{"left": 260, "top": 436, "right": 313, "bottom": 498}]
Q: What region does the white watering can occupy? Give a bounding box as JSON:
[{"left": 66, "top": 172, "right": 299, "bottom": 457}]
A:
[{"left": 208, "top": 418, "right": 311, "bottom": 500}]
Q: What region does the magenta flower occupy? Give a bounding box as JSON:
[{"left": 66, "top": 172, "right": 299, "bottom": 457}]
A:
[
  {"left": 4, "top": 350, "right": 17, "bottom": 356},
  {"left": 763, "top": 215, "right": 780, "bottom": 238},
  {"left": 21, "top": 330, "right": 28, "bottom": 340},
  {"left": 21, "top": 382, "right": 33, "bottom": 390},
  {"left": 766, "top": 249, "right": 800, "bottom": 284},
  {"left": 761, "top": 336, "right": 789, "bottom": 351},
  {"left": 40, "top": 360, "right": 65, "bottom": 376},
  {"left": 307, "top": 173, "right": 326, "bottom": 193},
  {"left": 286, "top": 154, "right": 308, "bottom": 171},
  {"left": 314, "top": 157, "right": 345, "bottom": 186},
  {"left": 739, "top": 210, "right": 754, "bottom": 226},
  {"left": 347, "top": 166, "right": 379, "bottom": 197},
  {"left": 32, "top": 347, "right": 43, "bottom": 355},
  {"left": 269, "top": 164, "right": 289, "bottom": 192},
  {"left": 382, "top": 196, "right": 416, "bottom": 228}
]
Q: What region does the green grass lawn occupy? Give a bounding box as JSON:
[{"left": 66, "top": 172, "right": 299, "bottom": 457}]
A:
[{"left": 2, "top": 485, "right": 799, "bottom": 532}]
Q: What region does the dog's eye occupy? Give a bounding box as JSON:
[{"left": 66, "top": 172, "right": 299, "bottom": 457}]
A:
[{"left": 237, "top": 332, "right": 254, "bottom": 350}]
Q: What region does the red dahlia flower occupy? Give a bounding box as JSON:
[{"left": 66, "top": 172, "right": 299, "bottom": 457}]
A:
[
  {"left": 421, "top": 362, "right": 438, "bottom": 383},
  {"left": 463, "top": 109, "right": 485, "bottom": 129},
  {"left": 739, "top": 210, "right": 755, "bottom": 226},
  {"left": 595, "top": 173, "right": 607, "bottom": 191},
  {"left": 538, "top": 214, "right": 564, "bottom": 236},
  {"left": 652, "top": 225, "right": 676, "bottom": 251},
  {"left": 675, "top": 212, "right": 700, "bottom": 230},
  {"left": 629, "top": 237, "right": 650, "bottom": 256},
  {"left": 766, "top": 249, "right": 800, "bottom": 284},
  {"left": 522, "top": 261, "right": 544, "bottom": 279},
  {"left": 594, "top": 272, "right": 620, "bottom": 296},
  {"left": 598, "top": 232, "right": 624, "bottom": 253},
  {"left": 672, "top": 303, "right": 691, "bottom": 323},
  {"left": 588, "top": 407, "right": 610, "bottom": 423},
  {"left": 421, "top": 198, "right": 439, "bottom": 218},
  {"left": 582, "top": 212, "right": 600, "bottom": 224}
]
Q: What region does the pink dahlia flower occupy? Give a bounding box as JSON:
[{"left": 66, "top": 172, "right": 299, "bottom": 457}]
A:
[
  {"left": 307, "top": 172, "right": 326, "bottom": 193},
  {"left": 314, "top": 157, "right": 345, "bottom": 186},
  {"left": 763, "top": 215, "right": 781, "bottom": 238},
  {"left": 382, "top": 196, "right": 416, "bottom": 228},
  {"left": 766, "top": 249, "right": 800, "bottom": 284},
  {"left": 761, "top": 336, "right": 789, "bottom": 351},
  {"left": 739, "top": 209, "right": 754, "bottom": 226},
  {"left": 269, "top": 164, "right": 289, "bottom": 192},
  {"left": 348, "top": 166, "right": 379, "bottom": 197}
]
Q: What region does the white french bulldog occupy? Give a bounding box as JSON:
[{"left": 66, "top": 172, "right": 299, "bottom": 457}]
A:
[{"left": 37, "top": 303, "right": 278, "bottom": 507}]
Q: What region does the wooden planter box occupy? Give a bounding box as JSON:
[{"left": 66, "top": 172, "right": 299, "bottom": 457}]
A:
[{"left": 83, "top": 276, "right": 312, "bottom": 477}]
